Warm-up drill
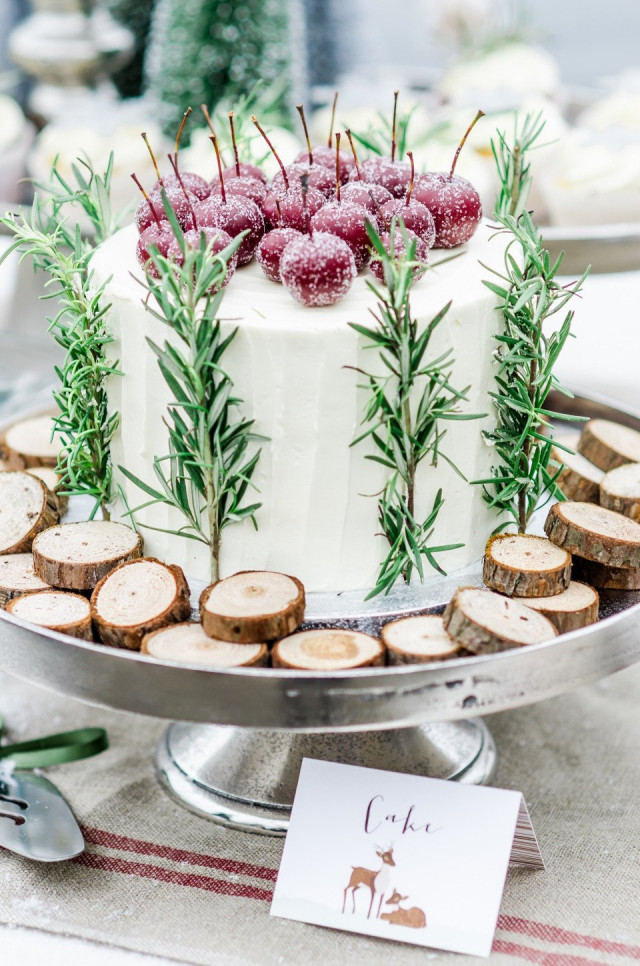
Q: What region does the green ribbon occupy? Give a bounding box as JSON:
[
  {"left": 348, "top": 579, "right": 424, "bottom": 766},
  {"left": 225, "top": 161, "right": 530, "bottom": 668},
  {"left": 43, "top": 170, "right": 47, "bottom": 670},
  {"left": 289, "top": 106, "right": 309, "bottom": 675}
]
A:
[{"left": 0, "top": 717, "right": 108, "bottom": 770}]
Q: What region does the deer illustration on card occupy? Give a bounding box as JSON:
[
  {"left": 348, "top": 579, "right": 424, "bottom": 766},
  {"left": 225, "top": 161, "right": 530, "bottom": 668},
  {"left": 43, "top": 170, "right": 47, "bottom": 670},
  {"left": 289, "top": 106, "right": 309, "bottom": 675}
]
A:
[{"left": 341, "top": 844, "right": 426, "bottom": 928}]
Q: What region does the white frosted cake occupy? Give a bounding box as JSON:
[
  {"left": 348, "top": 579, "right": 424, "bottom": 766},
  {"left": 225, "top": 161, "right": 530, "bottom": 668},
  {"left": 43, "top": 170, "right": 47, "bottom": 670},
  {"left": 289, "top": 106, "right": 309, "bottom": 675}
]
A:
[{"left": 91, "top": 222, "right": 504, "bottom": 592}]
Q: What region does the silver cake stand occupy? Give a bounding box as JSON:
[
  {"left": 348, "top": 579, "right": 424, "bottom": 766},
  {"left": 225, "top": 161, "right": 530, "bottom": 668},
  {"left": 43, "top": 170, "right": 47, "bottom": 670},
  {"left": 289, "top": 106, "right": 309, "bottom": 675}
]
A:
[{"left": 0, "top": 389, "right": 639, "bottom": 835}]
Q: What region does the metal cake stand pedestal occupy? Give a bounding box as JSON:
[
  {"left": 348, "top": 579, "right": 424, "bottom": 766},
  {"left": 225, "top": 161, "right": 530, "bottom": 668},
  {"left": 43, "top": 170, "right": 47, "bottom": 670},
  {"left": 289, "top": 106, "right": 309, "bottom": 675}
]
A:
[{"left": 0, "top": 390, "right": 639, "bottom": 835}]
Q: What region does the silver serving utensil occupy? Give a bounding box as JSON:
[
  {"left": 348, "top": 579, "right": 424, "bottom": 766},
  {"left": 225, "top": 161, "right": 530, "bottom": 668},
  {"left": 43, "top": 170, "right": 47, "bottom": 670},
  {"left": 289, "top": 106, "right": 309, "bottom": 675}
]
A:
[{"left": 0, "top": 768, "right": 84, "bottom": 861}]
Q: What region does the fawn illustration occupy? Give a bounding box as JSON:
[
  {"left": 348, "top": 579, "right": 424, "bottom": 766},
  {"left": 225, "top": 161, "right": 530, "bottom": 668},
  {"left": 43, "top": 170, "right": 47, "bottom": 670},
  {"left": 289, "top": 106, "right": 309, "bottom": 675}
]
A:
[
  {"left": 342, "top": 844, "right": 396, "bottom": 919},
  {"left": 380, "top": 888, "right": 427, "bottom": 929}
]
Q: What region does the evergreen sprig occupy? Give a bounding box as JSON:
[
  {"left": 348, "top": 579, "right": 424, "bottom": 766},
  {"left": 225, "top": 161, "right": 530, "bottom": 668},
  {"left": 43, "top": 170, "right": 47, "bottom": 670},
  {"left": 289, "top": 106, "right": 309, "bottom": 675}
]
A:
[
  {"left": 351, "top": 225, "right": 484, "bottom": 598},
  {"left": 0, "top": 157, "right": 123, "bottom": 517},
  {"left": 478, "top": 113, "right": 589, "bottom": 532},
  {"left": 119, "top": 205, "right": 264, "bottom": 582}
]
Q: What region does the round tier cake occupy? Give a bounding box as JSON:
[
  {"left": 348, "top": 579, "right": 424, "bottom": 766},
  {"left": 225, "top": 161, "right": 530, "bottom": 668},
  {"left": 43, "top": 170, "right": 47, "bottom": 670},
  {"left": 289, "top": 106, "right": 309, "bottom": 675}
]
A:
[{"left": 92, "top": 222, "right": 504, "bottom": 592}]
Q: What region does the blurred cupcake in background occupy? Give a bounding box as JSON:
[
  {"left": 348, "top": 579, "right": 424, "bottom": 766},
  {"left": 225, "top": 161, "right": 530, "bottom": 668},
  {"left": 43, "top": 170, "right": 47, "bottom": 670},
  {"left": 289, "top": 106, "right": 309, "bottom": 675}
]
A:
[{"left": 0, "top": 92, "right": 35, "bottom": 203}]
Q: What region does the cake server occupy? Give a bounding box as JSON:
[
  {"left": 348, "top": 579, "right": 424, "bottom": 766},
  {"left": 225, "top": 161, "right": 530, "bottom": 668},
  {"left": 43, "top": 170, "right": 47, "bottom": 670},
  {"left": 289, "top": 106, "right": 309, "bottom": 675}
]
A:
[{"left": 0, "top": 768, "right": 84, "bottom": 862}]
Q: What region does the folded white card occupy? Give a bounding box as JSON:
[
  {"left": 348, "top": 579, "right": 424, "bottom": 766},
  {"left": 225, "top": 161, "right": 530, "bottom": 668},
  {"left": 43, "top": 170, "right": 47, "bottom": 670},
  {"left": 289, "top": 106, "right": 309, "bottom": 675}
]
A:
[{"left": 271, "top": 759, "right": 543, "bottom": 957}]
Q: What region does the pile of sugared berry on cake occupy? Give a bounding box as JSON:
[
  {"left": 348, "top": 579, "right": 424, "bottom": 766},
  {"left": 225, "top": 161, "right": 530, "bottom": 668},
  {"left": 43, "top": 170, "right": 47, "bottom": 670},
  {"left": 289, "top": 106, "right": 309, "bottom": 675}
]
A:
[{"left": 133, "top": 95, "right": 484, "bottom": 307}]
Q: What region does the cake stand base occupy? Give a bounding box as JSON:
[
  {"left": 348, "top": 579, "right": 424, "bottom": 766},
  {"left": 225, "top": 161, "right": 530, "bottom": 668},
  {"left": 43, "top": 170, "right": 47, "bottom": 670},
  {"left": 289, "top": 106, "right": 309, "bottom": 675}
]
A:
[{"left": 156, "top": 719, "right": 497, "bottom": 835}]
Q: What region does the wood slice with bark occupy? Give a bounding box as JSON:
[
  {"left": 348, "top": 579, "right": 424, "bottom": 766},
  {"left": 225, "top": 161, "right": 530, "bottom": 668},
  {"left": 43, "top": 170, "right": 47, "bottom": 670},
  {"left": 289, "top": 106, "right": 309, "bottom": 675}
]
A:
[
  {"left": 272, "top": 629, "right": 384, "bottom": 670},
  {"left": 578, "top": 419, "right": 640, "bottom": 472},
  {"left": 91, "top": 557, "right": 192, "bottom": 650},
  {"left": 141, "top": 623, "right": 267, "bottom": 667},
  {"left": 483, "top": 533, "right": 571, "bottom": 597},
  {"left": 0, "top": 414, "right": 61, "bottom": 469},
  {"left": 552, "top": 445, "right": 603, "bottom": 504},
  {"left": 0, "top": 553, "right": 51, "bottom": 607},
  {"left": 599, "top": 463, "right": 640, "bottom": 522},
  {"left": 0, "top": 471, "right": 59, "bottom": 554},
  {"left": 544, "top": 501, "right": 640, "bottom": 569},
  {"left": 6, "top": 589, "right": 92, "bottom": 640},
  {"left": 443, "top": 586, "right": 558, "bottom": 654},
  {"left": 516, "top": 581, "right": 599, "bottom": 634},
  {"left": 26, "top": 467, "right": 68, "bottom": 514},
  {"left": 200, "top": 571, "right": 305, "bottom": 643},
  {"left": 32, "top": 520, "right": 143, "bottom": 590},
  {"left": 571, "top": 556, "right": 640, "bottom": 590},
  {"left": 382, "top": 614, "right": 461, "bottom": 664}
]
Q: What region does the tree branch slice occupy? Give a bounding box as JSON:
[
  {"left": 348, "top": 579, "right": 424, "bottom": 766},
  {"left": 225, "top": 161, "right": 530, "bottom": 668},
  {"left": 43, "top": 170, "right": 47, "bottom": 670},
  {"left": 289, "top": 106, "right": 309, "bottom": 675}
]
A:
[
  {"left": 578, "top": 419, "right": 640, "bottom": 472},
  {"left": 272, "top": 629, "right": 384, "bottom": 670},
  {"left": 443, "top": 586, "right": 557, "bottom": 654},
  {"left": 141, "top": 623, "right": 267, "bottom": 667},
  {"left": 200, "top": 571, "right": 305, "bottom": 643},
  {"left": 7, "top": 589, "right": 92, "bottom": 640},
  {"left": 517, "top": 580, "right": 599, "bottom": 634},
  {"left": 382, "top": 614, "right": 461, "bottom": 664},
  {"left": 33, "top": 520, "right": 143, "bottom": 590},
  {"left": 544, "top": 501, "right": 640, "bottom": 568},
  {"left": 0, "top": 471, "right": 59, "bottom": 554},
  {"left": 483, "top": 533, "right": 571, "bottom": 598}
]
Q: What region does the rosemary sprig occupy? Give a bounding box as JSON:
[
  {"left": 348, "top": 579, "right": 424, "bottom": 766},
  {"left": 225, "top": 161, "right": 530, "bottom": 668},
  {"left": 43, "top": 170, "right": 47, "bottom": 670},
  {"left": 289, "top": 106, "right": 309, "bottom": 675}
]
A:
[
  {"left": 351, "top": 224, "right": 484, "bottom": 598},
  {"left": 0, "top": 157, "right": 123, "bottom": 517},
  {"left": 478, "top": 113, "right": 589, "bottom": 532},
  {"left": 119, "top": 205, "right": 265, "bottom": 582}
]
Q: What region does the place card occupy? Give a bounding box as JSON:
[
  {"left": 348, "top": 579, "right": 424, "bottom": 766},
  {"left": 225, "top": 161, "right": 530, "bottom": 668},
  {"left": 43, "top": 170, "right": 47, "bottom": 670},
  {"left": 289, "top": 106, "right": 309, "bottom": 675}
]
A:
[{"left": 271, "top": 759, "right": 543, "bottom": 957}]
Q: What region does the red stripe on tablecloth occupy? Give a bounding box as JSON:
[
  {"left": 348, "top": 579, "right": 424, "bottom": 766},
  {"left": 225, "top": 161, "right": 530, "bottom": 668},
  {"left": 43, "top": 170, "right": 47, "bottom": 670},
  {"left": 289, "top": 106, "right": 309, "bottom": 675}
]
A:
[
  {"left": 498, "top": 917, "right": 640, "bottom": 959},
  {"left": 73, "top": 851, "right": 273, "bottom": 901},
  {"left": 80, "top": 825, "right": 278, "bottom": 882},
  {"left": 493, "top": 938, "right": 614, "bottom": 966}
]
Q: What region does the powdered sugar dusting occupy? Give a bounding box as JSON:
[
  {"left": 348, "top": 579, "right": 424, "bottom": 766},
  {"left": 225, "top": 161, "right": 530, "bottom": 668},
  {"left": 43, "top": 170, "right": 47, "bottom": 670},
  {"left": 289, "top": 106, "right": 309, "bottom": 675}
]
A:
[
  {"left": 280, "top": 232, "right": 357, "bottom": 307},
  {"left": 413, "top": 172, "right": 482, "bottom": 248}
]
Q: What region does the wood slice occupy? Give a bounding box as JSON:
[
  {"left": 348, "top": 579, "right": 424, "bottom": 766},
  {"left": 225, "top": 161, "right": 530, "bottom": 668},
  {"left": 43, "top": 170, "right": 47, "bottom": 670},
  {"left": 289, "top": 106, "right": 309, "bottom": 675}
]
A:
[
  {"left": 200, "top": 571, "right": 305, "bottom": 643},
  {"left": 382, "top": 615, "right": 461, "bottom": 665},
  {"left": 600, "top": 463, "right": 640, "bottom": 522},
  {"left": 6, "top": 589, "right": 92, "bottom": 640},
  {"left": 141, "top": 623, "right": 267, "bottom": 667},
  {"left": 0, "top": 414, "right": 61, "bottom": 469},
  {"left": 91, "top": 557, "right": 192, "bottom": 650},
  {"left": 272, "top": 629, "right": 384, "bottom": 670},
  {"left": 571, "top": 556, "right": 640, "bottom": 591},
  {"left": 544, "top": 501, "right": 640, "bottom": 569},
  {"left": 552, "top": 445, "right": 603, "bottom": 504},
  {"left": 0, "top": 471, "right": 59, "bottom": 554},
  {"left": 0, "top": 553, "right": 51, "bottom": 607},
  {"left": 483, "top": 533, "right": 571, "bottom": 598},
  {"left": 443, "top": 586, "right": 557, "bottom": 654},
  {"left": 578, "top": 419, "right": 640, "bottom": 472},
  {"left": 26, "top": 467, "right": 68, "bottom": 514},
  {"left": 32, "top": 520, "right": 143, "bottom": 590},
  {"left": 517, "top": 581, "right": 599, "bottom": 634}
]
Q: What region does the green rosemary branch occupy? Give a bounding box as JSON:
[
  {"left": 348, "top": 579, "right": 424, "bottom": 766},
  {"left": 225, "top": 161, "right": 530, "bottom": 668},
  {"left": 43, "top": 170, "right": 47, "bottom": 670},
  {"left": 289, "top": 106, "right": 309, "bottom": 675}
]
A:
[
  {"left": 119, "top": 205, "right": 265, "bottom": 582},
  {"left": 478, "top": 113, "right": 589, "bottom": 532},
  {"left": 0, "top": 156, "right": 123, "bottom": 517},
  {"left": 351, "top": 224, "right": 485, "bottom": 598}
]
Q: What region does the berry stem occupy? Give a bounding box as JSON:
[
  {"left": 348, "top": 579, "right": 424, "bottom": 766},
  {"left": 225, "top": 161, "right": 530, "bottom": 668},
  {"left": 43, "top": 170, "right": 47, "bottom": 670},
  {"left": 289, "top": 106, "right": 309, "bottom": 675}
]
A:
[
  {"left": 228, "top": 111, "right": 241, "bottom": 176},
  {"left": 275, "top": 196, "right": 283, "bottom": 228},
  {"left": 328, "top": 90, "right": 338, "bottom": 148},
  {"left": 168, "top": 153, "right": 197, "bottom": 229},
  {"left": 251, "top": 115, "right": 289, "bottom": 190},
  {"left": 450, "top": 109, "right": 485, "bottom": 178},
  {"left": 405, "top": 151, "right": 414, "bottom": 206},
  {"left": 141, "top": 132, "right": 163, "bottom": 186},
  {"left": 296, "top": 104, "right": 313, "bottom": 165},
  {"left": 174, "top": 107, "right": 192, "bottom": 168},
  {"left": 209, "top": 133, "right": 226, "bottom": 203},
  {"left": 335, "top": 132, "right": 341, "bottom": 203},
  {"left": 300, "top": 172, "right": 311, "bottom": 234},
  {"left": 131, "top": 172, "right": 162, "bottom": 228},
  {"left": 345, "top": 129, "right": 361, "bottom": 181},
  {"left": 391, "top": 90, "right": 399, "bottom": 162}
]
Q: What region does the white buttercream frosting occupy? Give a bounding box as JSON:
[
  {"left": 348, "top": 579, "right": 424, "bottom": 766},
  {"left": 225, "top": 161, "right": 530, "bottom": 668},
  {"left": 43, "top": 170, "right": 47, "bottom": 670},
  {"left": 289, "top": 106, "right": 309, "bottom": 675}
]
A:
[{"left": 91, "top": 223, "right": 505, "bottom": 592}]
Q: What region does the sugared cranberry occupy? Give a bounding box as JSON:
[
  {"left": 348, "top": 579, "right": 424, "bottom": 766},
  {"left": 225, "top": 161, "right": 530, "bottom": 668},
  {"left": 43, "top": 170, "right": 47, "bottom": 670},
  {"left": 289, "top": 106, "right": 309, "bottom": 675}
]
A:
[
  {"left": 211, "top": 175, "right": 267, "bottom": 207},
  {"left": 295, "top": 146, "right": 355, "bottom": 184},
  {"left": 369, "top": 227, "right": 429, "bottom": 284},
  {"left": 256, "top": 227, "right": 303, "bottom": 282},
  {"left": 152, "top": 172, "right": 210, "bottom": 201},
  {"left": 136, "top": 223, "right": 176, "bottom": 277},
  {"left": 380, "top": 198, "right": 436, "bottom": 249},
  {"left": 136, "top": 185, "right": 196, "bottom": 233},
  {"left": 271, "top": 163, "right": 335, "bottom": 199},
  {"left": 353, "top": 158, "right": 411, "bottom": 198},
  {"left": 412, "top": 172, "right": 481, "bottom": 248},
  {"left": 310, "top": 201, "right": 374, "bottom": 271},
  {"left": 195, "top": 195, "right": 265, "bottom": 265},
  {"left": 340, "top": 181, "right": 393, "bottom": 215},
  {"left": 218, "top": 162, "right": 267, "bottom": 185},
  {"left": 262, "top": 185, "right": 326, "bottom": 232},
  {"left": 280, "top": 232, "right": 356, "bottom": 307}
]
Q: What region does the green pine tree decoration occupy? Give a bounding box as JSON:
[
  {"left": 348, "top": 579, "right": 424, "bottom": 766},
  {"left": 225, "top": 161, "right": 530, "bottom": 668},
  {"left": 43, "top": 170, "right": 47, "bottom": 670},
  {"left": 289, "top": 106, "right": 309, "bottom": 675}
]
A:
[
  {"left": 108, "top": 0, "right": 156, "bottom": 99},
  {"left": 144, "top": 0, "right": 292, "bottom": 140}
]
